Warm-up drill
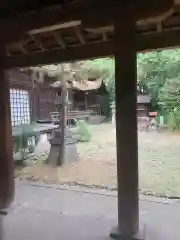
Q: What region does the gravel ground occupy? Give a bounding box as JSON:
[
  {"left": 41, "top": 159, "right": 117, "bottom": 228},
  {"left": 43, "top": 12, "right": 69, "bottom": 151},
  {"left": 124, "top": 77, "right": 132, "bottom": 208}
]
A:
[{"left": 15, "top": 123, "right": 180, "bottom": 198}]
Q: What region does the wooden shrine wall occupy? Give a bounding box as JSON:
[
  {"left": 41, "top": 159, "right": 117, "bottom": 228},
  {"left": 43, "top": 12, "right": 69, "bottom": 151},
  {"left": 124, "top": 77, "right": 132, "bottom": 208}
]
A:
[{"left": 8, "top": 69, "right": 58, "bottom": 123}]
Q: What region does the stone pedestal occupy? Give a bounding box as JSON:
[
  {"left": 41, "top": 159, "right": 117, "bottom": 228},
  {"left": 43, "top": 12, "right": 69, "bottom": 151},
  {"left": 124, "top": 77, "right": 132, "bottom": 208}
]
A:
[{"left": 48, "top": 128, "right": 79, "bottom": 166}]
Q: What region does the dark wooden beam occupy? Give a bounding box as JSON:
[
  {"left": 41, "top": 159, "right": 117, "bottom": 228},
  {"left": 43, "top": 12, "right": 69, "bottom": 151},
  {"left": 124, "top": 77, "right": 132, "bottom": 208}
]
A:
[
  {"left": 29, "top": 34, "right": 44, "bottom": 51},
  {"left": 137, "top": 29, "right": 180, "bottom": 52},
  {"left": 4, "top": 28, "right": 180, "bottom": 69},
  {"left": 1, "top": 0, "right": 173, "bottom": 43},
  {"left": 18, "top": 41, "right": 28, "bottom": 54},
  {"left": 4, "top": 41, "right": 115, "bottom": 68},
  {"left": 74, "top": 27, "right": 86, "bottom": 45},
  {"left": 102, "top": 32, "right": 108, "bottom": 41},
  {"left": 5, "top": 46, "right": 11, "bottom": 56},
  {"left": 52, "top": 32, "right": 66, "bottom": 49}
]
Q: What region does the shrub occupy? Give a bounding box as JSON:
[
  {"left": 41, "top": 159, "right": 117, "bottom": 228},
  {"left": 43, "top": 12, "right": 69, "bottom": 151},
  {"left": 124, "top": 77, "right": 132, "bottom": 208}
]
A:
[
  {"left": 167, "top": 110, "right": 180, "bottom": 131},
  {"left": 75, "top": 120, "right": 91, "bottom": 142}
]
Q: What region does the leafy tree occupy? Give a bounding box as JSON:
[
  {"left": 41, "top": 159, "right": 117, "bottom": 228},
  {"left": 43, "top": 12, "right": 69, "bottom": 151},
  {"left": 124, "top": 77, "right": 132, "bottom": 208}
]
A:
[
  {"left": 159, "top": 77, "right": 180, "bottom": 130},
  {"left": 159, "top": 77, "right": 180, "bottom": 111},
  {"left": 137, "top": 51, "right": 169, "bottom": 109},
  {"left": 137, "top": 49, "right": 180, "bottom": 110}
]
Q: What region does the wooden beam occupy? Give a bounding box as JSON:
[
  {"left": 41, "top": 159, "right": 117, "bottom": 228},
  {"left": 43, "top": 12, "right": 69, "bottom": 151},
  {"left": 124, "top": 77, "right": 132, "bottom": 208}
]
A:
[
  {"left": 74, "top": 27, "right": 86, "bottom": 44},
  {"left": 29, "top": 34, "right": 44, "bottom": 51},
  {"left": 5, "top": 46, "right": 11, "bottom": 56},
  {"left": 1, "top": 0, "right": 173, "bottom": 43},
  {"left": 4, "top": 41, "right": 115, "bottom": 68},
  {"left": 156, "top": 22, "right": 163, "bottom": 32},
  {"left": 4, "top": 28, "right": 180, "bottom": 69},
  {"left": 18, "top": 42, "right": 28, "bottom": 54},
  {"left": 28, "top": 20, "right": 81, "bottom": 35},
  {"left": 102, "top": 32, "right": 108, "bottom": 41},
  {"left": 52, "top": 32, "right": 66, "bottom": 48},
  {"left": 137, "top": 8, "right": 174, "bottom": 26},
  {"left": 137, "top": 29, "right": 180, "bottom": 52}
]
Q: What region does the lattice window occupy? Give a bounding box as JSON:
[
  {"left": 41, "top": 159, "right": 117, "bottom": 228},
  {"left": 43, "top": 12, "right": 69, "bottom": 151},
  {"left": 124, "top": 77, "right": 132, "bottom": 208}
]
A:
[{"left": 10, "top": 89, "right": 30, "bottom": 126}]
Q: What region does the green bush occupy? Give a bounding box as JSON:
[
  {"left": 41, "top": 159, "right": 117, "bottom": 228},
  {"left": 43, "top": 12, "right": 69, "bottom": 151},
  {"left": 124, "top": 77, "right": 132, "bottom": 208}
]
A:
[
  {"left": 167, "top": 110, "right": 180, "bottom": 131},
  {"left": 75, "top": 120, "right": 91, "bottom": 142}
]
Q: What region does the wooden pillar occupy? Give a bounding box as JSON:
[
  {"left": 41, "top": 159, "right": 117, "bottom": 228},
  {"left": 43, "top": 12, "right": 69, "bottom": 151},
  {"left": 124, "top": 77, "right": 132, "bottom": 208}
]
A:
[
  {"left": 0, "top": 48, "right": 14, "bottom": 210},
  {"left": 58, "top": 77, "right": 68, "bottom": 166},
  {"left": 31, "top": 80, "right": 39, "bottom": 122},
  {"left": 110, "top": 14, "right": 144, "bottom": 239}
]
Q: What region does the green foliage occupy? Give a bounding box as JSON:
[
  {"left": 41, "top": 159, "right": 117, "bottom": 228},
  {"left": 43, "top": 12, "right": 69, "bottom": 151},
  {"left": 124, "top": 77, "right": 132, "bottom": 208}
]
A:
[
  {"left": 75, "top": 120, "right": 91, "bottom": 142},
  {"left": 137, "top": 49, "right": 180, "bottom": 110},
  {"left": 158, "top": 78, "right": 180, "bottom": 131},
  {"left": 136, "top": 49, "right": 180, "bottom": 131},
  {"left": 166, "top": 111, "right": 180, "bottom": 131},
  {"left": 138, "top": 52, "right": 168, "bottom": 109},
  {"left": 159, "top": 78, "right": 180, "bottom": 111}
]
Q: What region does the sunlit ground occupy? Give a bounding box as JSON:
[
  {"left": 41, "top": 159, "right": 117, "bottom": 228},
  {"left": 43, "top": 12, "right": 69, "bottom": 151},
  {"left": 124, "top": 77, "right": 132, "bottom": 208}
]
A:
[{"left": 15, "top": 123, "right": 180, "bottom": 198}]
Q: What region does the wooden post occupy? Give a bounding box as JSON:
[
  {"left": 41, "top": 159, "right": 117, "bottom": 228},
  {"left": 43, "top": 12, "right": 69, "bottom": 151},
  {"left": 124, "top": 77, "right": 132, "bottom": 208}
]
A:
[
  {"left": 85, "top": 92, "right": 88, "bottom": 110},
  {"left": 110, "top": 14, "right": 144, "bottom": 239},
  {"left": 31, "top": 82, "right": 39, "bottom": 122},
  {"left": 0, "top": 48, "right": 14, "bottom": 210},
  {"left": 30, "top": 70, "right": 40, "bottom": 122},
  {"left": 57, "top": 77, "right": 68, "bottom": 165}
]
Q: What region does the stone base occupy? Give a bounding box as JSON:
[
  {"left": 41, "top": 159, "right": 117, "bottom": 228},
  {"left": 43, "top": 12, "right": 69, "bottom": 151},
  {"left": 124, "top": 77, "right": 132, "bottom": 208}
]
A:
[
  {"left": 48, "top": 142, "right": 79, "bottom": 166},
  {"left": 48, "top": 128, "right": 79, "bottom": 166},
  {"left": 110, "top": 225, "right": 145, "bottom": 240}
]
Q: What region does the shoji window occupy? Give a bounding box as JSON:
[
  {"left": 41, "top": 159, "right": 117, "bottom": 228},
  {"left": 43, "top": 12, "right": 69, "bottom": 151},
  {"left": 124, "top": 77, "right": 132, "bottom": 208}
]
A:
[{"left": 10, "top": 89, "right": 30, "bottom": 126}]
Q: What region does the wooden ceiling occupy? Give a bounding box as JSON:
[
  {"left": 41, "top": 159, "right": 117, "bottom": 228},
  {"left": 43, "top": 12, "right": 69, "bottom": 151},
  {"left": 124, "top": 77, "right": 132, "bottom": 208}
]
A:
[
  {"left": 0, "top": 0, "right": 76, "bottom": 17},
  {"left": 3, "top": 0, "right": 180, "bottom": 68},
  {"left": 6, "top": 22, "right": 114, "bottom": 55}
]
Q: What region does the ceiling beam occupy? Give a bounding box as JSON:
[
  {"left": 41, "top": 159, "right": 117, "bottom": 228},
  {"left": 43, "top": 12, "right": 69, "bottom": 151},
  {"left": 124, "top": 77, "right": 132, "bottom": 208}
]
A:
[
  {"left": 102, "top": 32, "right": 108, "bottom": 41},
  {"left": 4, "top": 28, "right": 180, "bottom": 69},
  {"left": 18, "top": 42, "right": 28, "bottom": 54},
  {"left": 137, "top": 29, "right": 180, "bottom": 52},
  {"left": 4, "top": 41, "right": 115, "bottom": 69},
  {"left": 74, "top": 27, "right": 86, "bottom": 44},
  {"left": 1, "top": 0, "right": 173, "bottom": 43},
  {"left": 29, "top": 34, "right": 44, "bottom": 50},
  {"left": 52, "top": 32, "right": 66, "bottom": 48}
]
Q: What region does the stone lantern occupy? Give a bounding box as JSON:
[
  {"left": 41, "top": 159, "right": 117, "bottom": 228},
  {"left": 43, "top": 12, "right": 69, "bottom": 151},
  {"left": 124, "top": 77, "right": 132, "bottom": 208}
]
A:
[
  {"left": 48, "top": 90, "right": 79, "bottom": 166},
  {"left": 35, "top": 63, "right": 80, "bottom": 166}
]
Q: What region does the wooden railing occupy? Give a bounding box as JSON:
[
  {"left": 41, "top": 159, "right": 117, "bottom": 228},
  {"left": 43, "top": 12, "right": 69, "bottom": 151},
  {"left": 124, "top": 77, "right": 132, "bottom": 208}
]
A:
[
  {"left": 88, "top": 104, "right": 101, "bottom": 116},
  {"left": 50, "top": 110, "right": 92, "bottom": 127}
]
